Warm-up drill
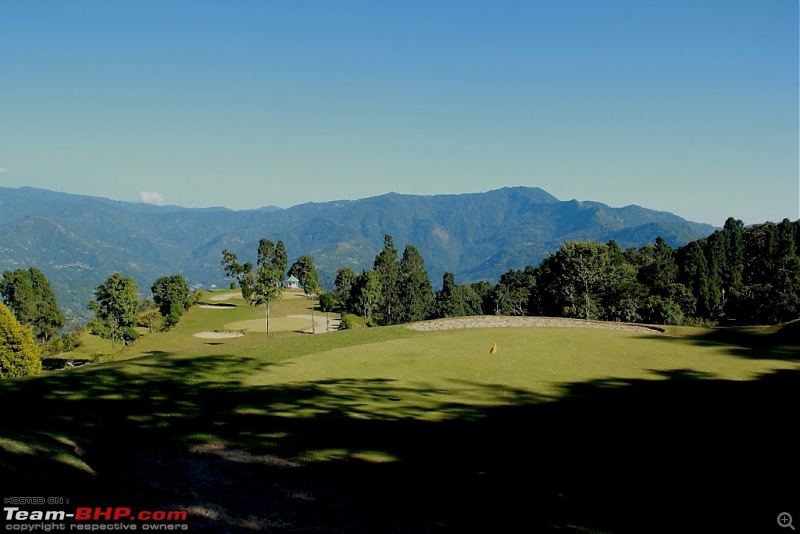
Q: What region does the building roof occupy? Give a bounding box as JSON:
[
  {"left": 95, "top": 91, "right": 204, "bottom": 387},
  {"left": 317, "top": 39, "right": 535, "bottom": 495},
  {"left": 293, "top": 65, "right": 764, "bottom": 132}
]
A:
[{"left": 285, "top": 275, "right": 300, "bottom": 283}]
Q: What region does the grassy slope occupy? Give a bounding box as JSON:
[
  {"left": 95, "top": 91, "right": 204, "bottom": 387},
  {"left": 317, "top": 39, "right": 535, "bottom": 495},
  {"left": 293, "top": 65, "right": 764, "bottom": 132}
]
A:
[{"left": 2, "top": 297, "right": 798, "bottom": 533}]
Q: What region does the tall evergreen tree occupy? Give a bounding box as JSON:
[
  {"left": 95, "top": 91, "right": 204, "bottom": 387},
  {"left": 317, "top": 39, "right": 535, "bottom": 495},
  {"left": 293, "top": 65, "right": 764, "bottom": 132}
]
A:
[
  {"left": 470, "top": 280, "right": 494, "bottom": 315},
  {"left": 29, "top": 267, "right": 65, "bottom": 342},
  {"left": 638, "top": 237, "right": 678, "bottom": 298},
  {"left": 274, "top": 240, "right": 288, "bottom": 282},
  {"left": 373, "top": 235, "right": 400, "bottom": 325},
  {"left": 678, "top": 241, "right": 713, "bottom": 318},
  {"left": 353, "top": 270, "right": 382, "bottom": 325},
  {"left": 722, "top": 217, "right": 745, "bottom": 297},
  {"left": 458, "top": 284, "right": 483, "bottom": 316},
  {"left": 435, "top": 272, "right": 462, "bottom": 318},
  {"left": 397, "top": 244, "right": 434, "bottom": 323},
  {"left": 703, "top": 231, "right": 726, "bottom": 314}
]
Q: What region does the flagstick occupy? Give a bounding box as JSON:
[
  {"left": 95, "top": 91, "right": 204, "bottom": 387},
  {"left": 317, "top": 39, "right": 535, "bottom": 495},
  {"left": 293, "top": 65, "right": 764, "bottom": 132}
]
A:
[{"left": 495, "top": 352, "right": 509, "bottom": 404}]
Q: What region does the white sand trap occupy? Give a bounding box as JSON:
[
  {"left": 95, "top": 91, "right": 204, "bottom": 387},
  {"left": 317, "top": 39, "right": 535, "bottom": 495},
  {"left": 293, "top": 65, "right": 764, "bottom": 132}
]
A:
[
  {"left": 198, "top": 304, "right": 236, "bottom": 309},
  {"left": 194, "top": 331, "right": 244, "bottom": 339}
]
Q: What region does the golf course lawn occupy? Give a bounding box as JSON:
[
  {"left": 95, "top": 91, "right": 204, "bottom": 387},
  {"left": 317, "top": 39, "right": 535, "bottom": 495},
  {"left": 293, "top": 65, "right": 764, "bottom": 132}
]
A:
[
  {"left": 243, "top": 325, "right": 797, "bottom": 422},
  {"left": 2, "top": 293, "right": 797, "bottom": 533}
]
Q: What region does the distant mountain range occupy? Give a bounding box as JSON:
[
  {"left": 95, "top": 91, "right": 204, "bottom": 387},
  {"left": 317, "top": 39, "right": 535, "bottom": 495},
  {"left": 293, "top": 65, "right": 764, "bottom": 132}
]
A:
[{"left": 0, "top": 185, "right": 717, "bottom": 321}]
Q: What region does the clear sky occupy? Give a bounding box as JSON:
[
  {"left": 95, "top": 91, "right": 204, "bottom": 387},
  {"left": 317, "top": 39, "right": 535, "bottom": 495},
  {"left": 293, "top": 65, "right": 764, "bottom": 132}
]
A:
[{"left": 0, "top": 0, "right": 797, "bottom": 226}]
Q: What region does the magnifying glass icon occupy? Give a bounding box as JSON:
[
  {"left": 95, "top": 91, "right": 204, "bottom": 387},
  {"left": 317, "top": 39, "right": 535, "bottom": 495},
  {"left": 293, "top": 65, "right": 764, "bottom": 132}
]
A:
[{"left": 778, "top": 513, "right": 795, "bottom": 530}]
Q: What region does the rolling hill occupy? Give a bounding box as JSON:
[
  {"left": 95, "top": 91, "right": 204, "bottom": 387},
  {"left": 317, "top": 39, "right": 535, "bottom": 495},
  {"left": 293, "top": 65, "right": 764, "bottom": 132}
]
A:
[{"left": 0, "top": 185, "right": 717, "bottom": 320}]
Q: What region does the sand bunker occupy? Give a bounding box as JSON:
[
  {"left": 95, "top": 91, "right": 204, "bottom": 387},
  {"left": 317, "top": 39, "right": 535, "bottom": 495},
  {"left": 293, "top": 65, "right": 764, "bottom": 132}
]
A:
[{"left": 193, "top": 331, "right": 245, "bottom": 339}]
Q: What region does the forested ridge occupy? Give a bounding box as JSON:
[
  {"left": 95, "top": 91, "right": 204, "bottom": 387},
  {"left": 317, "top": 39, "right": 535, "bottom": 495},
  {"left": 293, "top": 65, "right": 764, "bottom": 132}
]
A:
[
  {"left": 336, "top": 218, "right": 800, "bottom": 327},
  {"left": 0, "top": 185, "right": 715, "bottom": 320}
]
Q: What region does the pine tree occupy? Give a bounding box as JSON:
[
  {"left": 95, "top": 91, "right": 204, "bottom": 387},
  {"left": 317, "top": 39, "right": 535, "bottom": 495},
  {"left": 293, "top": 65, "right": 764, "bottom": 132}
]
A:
[
  {"left": 722, "top": 217, "right": 745, "bottom": 297},
  {"left": 435, "top": 272, "right": 462, "bottom": 318},
  {"left": 678, "top": 241, "right": 712, "bottom": 318},
  {"left": 373, "top": 235, "right": 400, "bottom": 325},
  {"left": 274, "top": 240, "right": 288, "bottom": 282},
  {"left": 398, "top": 244, "right": 434, "bottom": 323},
  {"left": 28, "top": 267, "right": 65, "bottom": 342},
  {"left": 353, "top": 270, "right": 382, "bottom": 325}
]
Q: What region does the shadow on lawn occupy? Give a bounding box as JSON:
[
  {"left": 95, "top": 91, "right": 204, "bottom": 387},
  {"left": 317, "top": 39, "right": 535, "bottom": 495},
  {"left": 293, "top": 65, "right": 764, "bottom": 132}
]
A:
[
  {"left": 1, "top": 352, "right": 798, "bottom": 533},
  {"left": 641, "top": 320, "right": 800, "bottom": 361}
]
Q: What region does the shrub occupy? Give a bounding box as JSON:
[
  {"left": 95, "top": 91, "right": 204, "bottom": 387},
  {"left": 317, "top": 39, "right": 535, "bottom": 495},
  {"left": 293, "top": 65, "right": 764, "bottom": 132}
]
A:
[
  {"left": 0, "top": 303, "right": 42, "bottom": 379},
  {"left": 319, "top": 293, "right": 336, "bottom": 313}
]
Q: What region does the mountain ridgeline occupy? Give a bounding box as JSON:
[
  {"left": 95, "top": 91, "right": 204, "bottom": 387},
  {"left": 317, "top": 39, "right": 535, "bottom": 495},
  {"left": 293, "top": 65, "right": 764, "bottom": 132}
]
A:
[{"left": 0, "top": 186, "right": 716, "bottom": 320}]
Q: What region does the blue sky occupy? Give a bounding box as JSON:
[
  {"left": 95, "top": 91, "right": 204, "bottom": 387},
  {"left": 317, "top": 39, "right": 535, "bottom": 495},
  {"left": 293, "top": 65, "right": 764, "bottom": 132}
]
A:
[{"left": 0, "top": 0, "right": 797, "bottom": 226}]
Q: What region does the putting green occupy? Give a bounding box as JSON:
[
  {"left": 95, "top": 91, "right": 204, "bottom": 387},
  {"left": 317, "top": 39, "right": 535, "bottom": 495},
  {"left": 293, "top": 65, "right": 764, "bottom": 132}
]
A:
[{"left": 243, "top": 326, "right": 796, "bottom": 421}]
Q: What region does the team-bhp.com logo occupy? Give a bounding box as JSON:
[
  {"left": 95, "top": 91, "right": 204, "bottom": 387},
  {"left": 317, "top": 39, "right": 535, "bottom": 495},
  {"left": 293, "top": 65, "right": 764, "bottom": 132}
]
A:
[{"left": 5, "top": 506, "right": 189, "bottom": 530}]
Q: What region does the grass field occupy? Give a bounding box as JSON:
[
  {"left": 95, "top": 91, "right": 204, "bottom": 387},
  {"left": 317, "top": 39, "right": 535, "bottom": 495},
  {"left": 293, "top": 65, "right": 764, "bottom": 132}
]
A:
[{"left": 2, "top": 292, "right": 798, "bottom": 533}]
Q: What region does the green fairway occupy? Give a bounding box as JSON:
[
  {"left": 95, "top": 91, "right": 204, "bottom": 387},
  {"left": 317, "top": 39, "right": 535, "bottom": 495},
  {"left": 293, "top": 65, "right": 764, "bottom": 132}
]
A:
[{"left": 2, "top": 305, "right": 798, "bottom": 532}]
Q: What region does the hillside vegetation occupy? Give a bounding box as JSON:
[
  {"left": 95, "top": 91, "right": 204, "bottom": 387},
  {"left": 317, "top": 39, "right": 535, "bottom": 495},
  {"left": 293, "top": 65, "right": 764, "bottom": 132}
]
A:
[
  {"left": 0, "top": 185, "right": 716, "bottom": 320},
  {"left": 1, "top": 291, "right": 797, "bottom": 532}
]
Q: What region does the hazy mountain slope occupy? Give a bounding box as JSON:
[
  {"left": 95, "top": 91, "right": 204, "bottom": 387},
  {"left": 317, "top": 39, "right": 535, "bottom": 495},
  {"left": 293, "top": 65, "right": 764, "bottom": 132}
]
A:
[{"left": 0, "top": 186, "right": 717, "bottom": 320}]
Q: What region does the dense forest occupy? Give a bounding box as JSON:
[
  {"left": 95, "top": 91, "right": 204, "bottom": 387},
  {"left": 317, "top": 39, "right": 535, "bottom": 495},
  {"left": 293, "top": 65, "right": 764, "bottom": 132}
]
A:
[{"left": 335, "top": 218, "right": 800, "bottom": 327}]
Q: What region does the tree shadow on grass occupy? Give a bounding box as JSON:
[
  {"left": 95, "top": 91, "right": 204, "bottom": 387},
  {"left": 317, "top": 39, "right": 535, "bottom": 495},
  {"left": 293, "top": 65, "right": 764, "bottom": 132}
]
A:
[
  {"left": 639, "top": 320, "right": 800, "bottom": 361},
  {"left": 41, "top": 357, "right": 92, "bottom": 371},
  {"left": 1, "top": 353, "right": 797, "bottom": 533}
]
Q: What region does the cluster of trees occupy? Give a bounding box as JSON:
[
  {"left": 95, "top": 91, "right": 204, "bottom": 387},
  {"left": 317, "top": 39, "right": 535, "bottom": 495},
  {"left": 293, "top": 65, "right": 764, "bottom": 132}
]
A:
[
  {"left": 334, "top": 235, "right": 436, "bottom": 326},
  {"left": 525, "top": 217, "right": 800, "bottom": 325},
  {"left": 0, "top": 267, "right": 76, "bottom": 378},
  {"left": 1, "top": 267, "right": 65, "bottom": 344},
  {"left": 335, "top": 219, "right": 800, "bottom": 327},
  {"left": 88, "top": 273, "right": 193, "bottom": 350},
  {"left": 221, "top": 239, "right": 322, "bottom": 336},
  {"left": 0, "top": 266, "right": 67, "bottom": 378}
]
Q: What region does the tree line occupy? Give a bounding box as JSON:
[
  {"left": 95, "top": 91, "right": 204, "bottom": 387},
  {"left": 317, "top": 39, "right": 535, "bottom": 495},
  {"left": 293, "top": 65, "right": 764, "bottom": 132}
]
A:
[
  {"left": 334, "top": 218, "right": 800, "bottom": 327},
  {"left": 2, "top": 216, "right": 798, "bottom": 379}
]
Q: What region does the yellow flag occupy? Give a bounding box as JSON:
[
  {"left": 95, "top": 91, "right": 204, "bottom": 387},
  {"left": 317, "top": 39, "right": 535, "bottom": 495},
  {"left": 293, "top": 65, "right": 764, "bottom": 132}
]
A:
[{"left": 489, "top": 343, "right": 498, "bottom": 355}]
